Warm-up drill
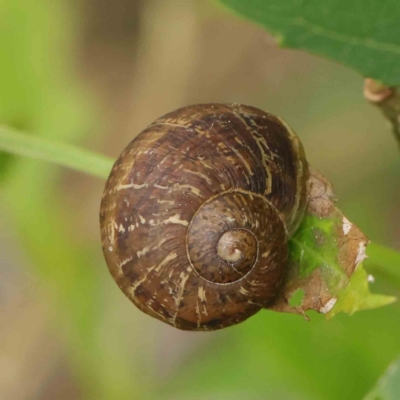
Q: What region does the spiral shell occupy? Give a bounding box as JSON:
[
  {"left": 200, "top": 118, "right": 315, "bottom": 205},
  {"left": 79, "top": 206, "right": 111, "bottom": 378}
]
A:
[{"left": 100, "top": 104, "right": 308, "bottom": 330}]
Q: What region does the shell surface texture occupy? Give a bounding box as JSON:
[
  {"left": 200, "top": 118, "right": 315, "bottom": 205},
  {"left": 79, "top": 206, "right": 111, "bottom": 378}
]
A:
[{"left": 100, "top": 104, "right": 308, "bottom": 331}]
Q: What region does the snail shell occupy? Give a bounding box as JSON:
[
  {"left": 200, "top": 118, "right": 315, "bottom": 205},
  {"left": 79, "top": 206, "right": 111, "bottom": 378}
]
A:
[{"left": 100, "top": 104, "right": 309, "bottom": 331}]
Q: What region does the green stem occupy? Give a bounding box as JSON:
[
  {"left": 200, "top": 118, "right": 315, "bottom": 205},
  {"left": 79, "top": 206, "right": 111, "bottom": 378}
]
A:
[
  {"left": 366, "top": 242, "right": 400, "bottom": 289},
  {"left": 0, "top": 125, "right": 114, "bottom": 179}
]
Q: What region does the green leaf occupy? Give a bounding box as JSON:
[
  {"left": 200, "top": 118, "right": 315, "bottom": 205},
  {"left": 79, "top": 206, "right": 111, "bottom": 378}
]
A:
[
  {"left": 364, "top": 357, "right": 400, "bottom": 400},
  {"left": 270, "top": 168, "right": 396, "bottom": 317},
  {"left": 327, "top": 265, "right": 396, "bottom": 318},
  {"left": 289, "top": 216, "right": 344, "bottom": 284},
  {"left": 218, "top": 0, "right": 400, "bottom": 86}
]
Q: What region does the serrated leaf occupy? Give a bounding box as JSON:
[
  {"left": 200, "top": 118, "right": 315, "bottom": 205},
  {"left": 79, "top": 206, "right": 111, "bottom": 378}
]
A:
[
  {"left": 364, "top": 357, "right": 400, "bottom": 400},
  {"left": 218, "top": 0, "right": 400, "bottom": 86},
  {"left": 269, "top": 167, "right": 395, "bottom": 317},
  {"left": 328, "top": 265, "right": 396, "bottom": 318}
]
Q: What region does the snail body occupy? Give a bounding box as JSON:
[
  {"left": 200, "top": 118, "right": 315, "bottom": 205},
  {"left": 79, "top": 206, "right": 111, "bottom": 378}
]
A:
[{"left": 100, "top": 104, "right": 308, "bottom": 330}]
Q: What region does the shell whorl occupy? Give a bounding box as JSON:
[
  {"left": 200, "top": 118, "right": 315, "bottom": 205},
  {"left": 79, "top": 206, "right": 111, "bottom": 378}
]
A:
[{"left": 100, "top": 104, "right": 308, "bottom": 330}]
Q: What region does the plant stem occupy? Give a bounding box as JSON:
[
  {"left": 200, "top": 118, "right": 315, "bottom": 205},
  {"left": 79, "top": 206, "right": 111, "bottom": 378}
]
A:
[
  {"left": 0, "top": 125, "right": 114, "bottom": 179},
  {"left": 364, "top": 79, "right": 400, "bottom": 149},
  {"left": 366, "top": 242, "right": 400, "bottom": 289}
]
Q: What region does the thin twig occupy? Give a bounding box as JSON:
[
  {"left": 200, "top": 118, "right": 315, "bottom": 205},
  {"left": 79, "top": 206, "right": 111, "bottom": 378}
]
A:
[{"left": 364, "top": 79, "right": 400, "bottom": 149}]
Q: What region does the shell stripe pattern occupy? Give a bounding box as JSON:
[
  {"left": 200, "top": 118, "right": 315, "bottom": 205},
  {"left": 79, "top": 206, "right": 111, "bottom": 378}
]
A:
[{"left": 100, "top": 104, "right": 308, "bottom": 330}]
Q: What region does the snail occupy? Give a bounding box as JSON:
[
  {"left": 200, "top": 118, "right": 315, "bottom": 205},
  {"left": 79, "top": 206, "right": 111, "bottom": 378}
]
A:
[{"left": 100, "top": 103, "right": 309, "bottom": 331}]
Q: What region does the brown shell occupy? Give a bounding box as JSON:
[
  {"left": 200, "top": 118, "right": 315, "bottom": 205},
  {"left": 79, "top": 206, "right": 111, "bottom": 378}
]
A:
[{"left": 100, "top": 104, "right": 308, "bottom": 331}]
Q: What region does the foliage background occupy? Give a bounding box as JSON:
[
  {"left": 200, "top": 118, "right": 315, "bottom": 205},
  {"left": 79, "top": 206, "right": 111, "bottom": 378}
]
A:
[{"left": 0, "top": 1, "right": 399, "bottom": 399}]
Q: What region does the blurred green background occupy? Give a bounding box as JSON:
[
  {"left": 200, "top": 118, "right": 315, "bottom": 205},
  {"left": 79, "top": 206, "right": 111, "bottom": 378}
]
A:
[{"left": 0, "top": 1, "right": 399, "bottom": 399}]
